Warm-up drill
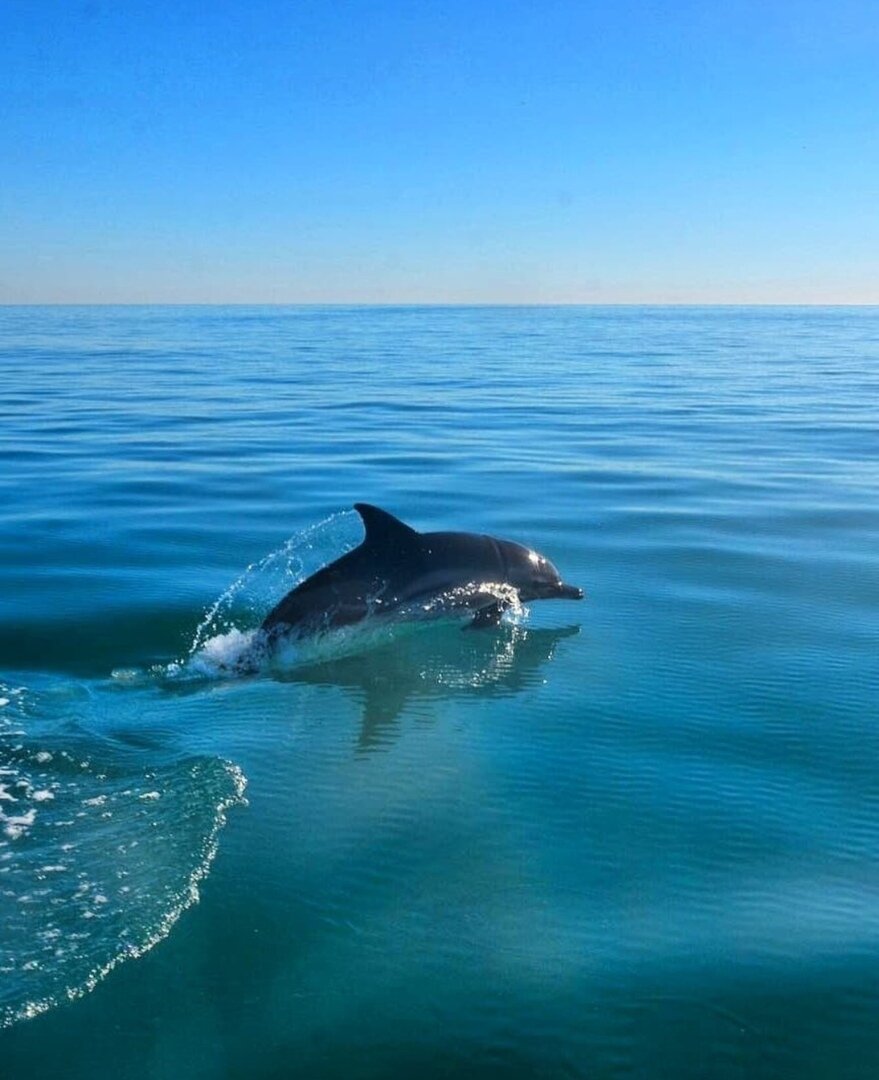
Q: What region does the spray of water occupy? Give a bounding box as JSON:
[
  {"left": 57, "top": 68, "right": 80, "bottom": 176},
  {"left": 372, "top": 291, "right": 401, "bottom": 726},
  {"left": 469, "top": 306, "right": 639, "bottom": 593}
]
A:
[
  {"left": 145, "top": 512, "right": 531, "bottom": 685},
  {"left": 188, "top": 510, "right": 354, "bottom": 656}
]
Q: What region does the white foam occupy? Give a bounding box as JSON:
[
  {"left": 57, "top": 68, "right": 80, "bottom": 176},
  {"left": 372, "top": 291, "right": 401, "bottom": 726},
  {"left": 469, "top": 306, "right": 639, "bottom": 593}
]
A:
[
  {"left": 109, "top": 668, "right": 146, "bottom": 685},
  {"left": 1, "top": 808, "right": 37, "bottom": 841},
  {"left": 187, "top": 627, "right": 258, "bottom": 676}
]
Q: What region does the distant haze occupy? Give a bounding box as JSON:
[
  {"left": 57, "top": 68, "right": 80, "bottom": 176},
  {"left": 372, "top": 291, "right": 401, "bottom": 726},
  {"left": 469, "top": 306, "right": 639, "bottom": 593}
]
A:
[{"left": 2, "top": 0, "right": 878, "bottom": 304}]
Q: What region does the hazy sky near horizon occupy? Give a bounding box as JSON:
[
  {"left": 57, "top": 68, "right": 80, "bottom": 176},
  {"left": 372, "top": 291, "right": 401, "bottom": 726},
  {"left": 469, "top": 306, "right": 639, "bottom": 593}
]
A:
[{"left": 2, "top": 0, "right": 878, "bottom": 304}]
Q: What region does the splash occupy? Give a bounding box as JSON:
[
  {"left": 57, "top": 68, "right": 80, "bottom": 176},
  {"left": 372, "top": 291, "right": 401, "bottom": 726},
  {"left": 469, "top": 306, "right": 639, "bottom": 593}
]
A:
[
  {"left": 160, "top": 513, "right": 531, "bottom": 685},
  {"left": 397, "top": 581, "right": 527, "bottom": 622},
  {"left": 177, "top": 581, "right": 529, "bottom": 683},
  {"left": 141, "top": 511, "right": 359, "bottom": 682},
  {"left": 188, "top": 511, "right": 358, "bottom": 656}
]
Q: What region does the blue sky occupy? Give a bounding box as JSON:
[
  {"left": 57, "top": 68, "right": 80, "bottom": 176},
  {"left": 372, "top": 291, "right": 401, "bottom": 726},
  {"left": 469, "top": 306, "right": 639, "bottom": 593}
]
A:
[{"left": 2, "top": 0, "right": 878, "bottom": 303}]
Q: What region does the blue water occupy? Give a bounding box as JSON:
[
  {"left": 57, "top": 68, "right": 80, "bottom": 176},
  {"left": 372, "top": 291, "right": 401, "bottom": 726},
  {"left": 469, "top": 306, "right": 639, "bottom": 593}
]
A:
[{"left": 1, "top": 305, "right": 878, "bottom": 1078}]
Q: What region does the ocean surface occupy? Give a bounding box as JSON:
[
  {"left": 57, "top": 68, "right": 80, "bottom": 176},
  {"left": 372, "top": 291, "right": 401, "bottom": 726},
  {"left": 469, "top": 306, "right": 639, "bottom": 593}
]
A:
[{"left": 1, "top": 304, "right": 878, "bottom": 1079}]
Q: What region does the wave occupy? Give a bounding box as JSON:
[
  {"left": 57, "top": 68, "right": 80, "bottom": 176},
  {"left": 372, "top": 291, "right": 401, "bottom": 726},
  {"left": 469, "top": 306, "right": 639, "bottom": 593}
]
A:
[{"left": 0, "top": 684, "right": 246, "bottom": 1029}]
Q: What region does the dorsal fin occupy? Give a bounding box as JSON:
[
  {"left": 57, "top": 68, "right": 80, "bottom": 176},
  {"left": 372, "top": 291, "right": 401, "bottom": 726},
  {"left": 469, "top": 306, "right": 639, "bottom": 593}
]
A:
[{"left": 354, "top": 503, "right": 420, "bottom": 549}]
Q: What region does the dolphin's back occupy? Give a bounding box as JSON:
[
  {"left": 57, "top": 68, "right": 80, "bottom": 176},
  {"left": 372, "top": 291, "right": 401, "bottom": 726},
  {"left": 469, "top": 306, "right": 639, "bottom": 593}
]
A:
[
  {"left": 418, "top": 530, "right": 505, "bottom": 578},
  {"left": 257, "top": 502, "right": 588, "bottom": 639},
  {"left": 260, "top": 543, "right": 389, "bottom": 634},
  {"left": 260, "top": 508, "right": 510, "bottom": 637}
]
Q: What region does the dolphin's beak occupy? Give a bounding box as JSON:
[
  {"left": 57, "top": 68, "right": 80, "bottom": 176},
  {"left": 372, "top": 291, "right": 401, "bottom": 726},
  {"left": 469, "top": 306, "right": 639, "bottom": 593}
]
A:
[{"left": 556, "top": 582, "right": 584, "bottom": 600}]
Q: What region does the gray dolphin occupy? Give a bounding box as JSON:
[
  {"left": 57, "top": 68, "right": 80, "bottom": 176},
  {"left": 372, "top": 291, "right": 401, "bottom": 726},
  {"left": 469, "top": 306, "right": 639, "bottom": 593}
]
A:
[{"left": 261, "top": 503, "right": 583, "bottom": 639}]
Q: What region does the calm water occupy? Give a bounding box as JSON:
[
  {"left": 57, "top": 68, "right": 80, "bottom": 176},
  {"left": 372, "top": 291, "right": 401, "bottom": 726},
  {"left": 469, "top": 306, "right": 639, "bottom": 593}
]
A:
[{"left": 1, "top": 305, "right": 878, "bottom": 1078}]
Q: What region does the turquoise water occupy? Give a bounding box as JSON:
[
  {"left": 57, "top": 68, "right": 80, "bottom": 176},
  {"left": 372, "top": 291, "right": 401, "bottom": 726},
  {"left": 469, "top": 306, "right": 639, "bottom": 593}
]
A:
[{"left": 1, "top": 305, "right": 878, "bottom": 1078}]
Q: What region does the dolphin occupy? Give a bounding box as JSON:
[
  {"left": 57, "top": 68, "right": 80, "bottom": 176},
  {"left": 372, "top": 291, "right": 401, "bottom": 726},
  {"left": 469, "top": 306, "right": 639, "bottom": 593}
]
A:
[{"left": 260, "top": 503, "right": 583, "bottom": 639}]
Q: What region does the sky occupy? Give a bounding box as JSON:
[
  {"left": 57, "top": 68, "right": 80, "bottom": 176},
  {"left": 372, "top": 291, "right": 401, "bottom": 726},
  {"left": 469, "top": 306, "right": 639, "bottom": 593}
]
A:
[{"left": 2, "top": 0, "right": 878, "bottom": 304}]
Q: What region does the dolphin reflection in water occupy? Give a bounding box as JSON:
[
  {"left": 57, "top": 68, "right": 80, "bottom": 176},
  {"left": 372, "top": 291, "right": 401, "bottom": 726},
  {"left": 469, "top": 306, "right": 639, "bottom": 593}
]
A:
[{"left": 281, "top": 621, "right": 580, "bottom": 751}]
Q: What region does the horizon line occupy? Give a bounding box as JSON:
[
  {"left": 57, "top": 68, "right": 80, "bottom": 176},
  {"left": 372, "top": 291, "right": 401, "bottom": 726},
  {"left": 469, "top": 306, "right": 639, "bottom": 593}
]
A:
[{"left": 3, "top": 301, "right": 879, "bottom": 309}]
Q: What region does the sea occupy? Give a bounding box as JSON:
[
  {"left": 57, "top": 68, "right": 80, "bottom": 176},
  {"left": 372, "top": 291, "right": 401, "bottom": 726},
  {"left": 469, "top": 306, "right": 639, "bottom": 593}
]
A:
[{"left": 1, "top": 304, "right": 878, "bottom": 1079}]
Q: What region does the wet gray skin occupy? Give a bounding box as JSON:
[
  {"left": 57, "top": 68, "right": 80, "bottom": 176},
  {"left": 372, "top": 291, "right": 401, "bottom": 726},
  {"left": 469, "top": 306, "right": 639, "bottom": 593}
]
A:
[{"left": 261, "top": 504, "right": 583, "bottom": 639}]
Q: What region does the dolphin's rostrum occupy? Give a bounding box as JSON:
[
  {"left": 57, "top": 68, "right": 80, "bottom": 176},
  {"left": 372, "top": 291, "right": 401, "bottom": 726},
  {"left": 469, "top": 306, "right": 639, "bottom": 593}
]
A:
[{"left": 261, "top": 503, "right": 583, "bottom": 639}]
